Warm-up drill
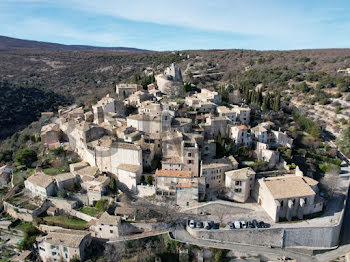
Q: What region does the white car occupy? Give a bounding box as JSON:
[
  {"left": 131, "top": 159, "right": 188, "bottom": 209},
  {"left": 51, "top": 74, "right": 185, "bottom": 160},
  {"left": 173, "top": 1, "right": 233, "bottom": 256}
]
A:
[
  {"left": 234, "top": 221, "right": 241, "bottom": 229},
  {"left": 189, "top": 220, "right": 195, "bottom": 228},
  {"left": 241, "top": 221, "right": 247, "bottom": 228}
]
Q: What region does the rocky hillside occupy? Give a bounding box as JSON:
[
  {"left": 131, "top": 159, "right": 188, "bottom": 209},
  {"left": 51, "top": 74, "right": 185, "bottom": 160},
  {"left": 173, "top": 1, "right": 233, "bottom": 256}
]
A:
[{"left": 1, "top": 36, "right": 350, "bottom": 140}]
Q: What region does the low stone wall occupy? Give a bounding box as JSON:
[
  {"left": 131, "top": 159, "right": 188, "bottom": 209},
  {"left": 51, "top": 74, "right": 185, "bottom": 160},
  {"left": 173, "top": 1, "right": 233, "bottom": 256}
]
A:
[
  {"left": 186, "top": 222, "right": 343, "bottom": 248},
  {"left": 137, "top": 185, "right": 156, "bottom": 198},
  {"left": 187, "top": 226, "right": 283, "bottom": 248},
  {"left": 66, "top": 209, "right": 95, "bottom": 222},
  {"left": 4, "top": 201, "right": 50, "bottom": 222}
]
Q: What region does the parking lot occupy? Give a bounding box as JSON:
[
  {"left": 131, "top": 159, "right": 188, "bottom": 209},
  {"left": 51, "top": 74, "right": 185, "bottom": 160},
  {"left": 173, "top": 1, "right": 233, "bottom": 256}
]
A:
[{"left": 181, "top": 200, "right": 274, "bottom": 228}]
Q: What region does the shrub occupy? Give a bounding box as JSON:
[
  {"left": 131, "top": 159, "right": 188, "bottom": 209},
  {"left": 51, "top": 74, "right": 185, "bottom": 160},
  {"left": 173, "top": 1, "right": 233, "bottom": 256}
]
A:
[{"left": 15, "top": 148, "right": 37, "bottom": 167}]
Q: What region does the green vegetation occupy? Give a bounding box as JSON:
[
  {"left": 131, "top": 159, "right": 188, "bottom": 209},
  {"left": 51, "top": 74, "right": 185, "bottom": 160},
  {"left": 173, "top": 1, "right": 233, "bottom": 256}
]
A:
[
  {"left": 0, "top": 80, "right": 70, "bottom": 140},
  {"left": 95, "top": 199, "right": 109, "bottom": 212},
  {"left": 146, "top": 175, "right": 153, "bottom": 186},
  {"left": 19, "top": 224, "right": 40, "bottom": 250},
  {"left": 337, "top": 125, "right": 350, "bottom": 157},
  {"left": 43, "top": 215, "right": 88, "bottom": 227},
  {"left": 15, "top": 148, "right": 37, "bottom": 167},
  {"left": 80, "top": 206, "right": 101, "bottom": 217},
  {"left": 293, "top": 113, "right": 322, "bottom": 138},
  {"left": 12, "top": 168, "right": 35, "bottom": 185},
  {"left": 43, "top": 166, "right": 69, "bottom": 175}
]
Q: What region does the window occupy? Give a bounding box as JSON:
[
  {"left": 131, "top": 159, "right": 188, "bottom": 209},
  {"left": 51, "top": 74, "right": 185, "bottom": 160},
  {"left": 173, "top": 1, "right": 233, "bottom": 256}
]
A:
[
  {"left": 39, "top": 247, "right": 45, "bottom": 251},
  {"left": 235, "top": 188, "right": 242, "bottom": 193},
  {"left": 188, "top": 153, "right": 192, "bottom": 157},
  {"left": 99, "top": 227, "right": 102, "bottom": 231},
  {"left": 110, "top": 230, "right": 114, "bottom": 233},
  {"left": 187, "top": 160, "right": 193, "bottom": 164},
  {"left": 65, "top": 254, "right": 68, "bottom": 259},
  {"left": 52, "top": 252, "right": 57, "bottom": 256},
  {"left": 63, "top": 247, "right": 67, "bottom": 252},
  {"left": 235, "top": 181, "right": 242, "bottom": 186},
  {"left": 280, "top": 200, "right": 284, "bottom": 207},
  {"left": 304, "top": 198, "right": 307, "bottom": 204}
]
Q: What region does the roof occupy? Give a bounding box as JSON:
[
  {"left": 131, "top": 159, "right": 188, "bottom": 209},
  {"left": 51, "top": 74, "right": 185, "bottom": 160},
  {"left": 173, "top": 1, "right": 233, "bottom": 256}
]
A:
[
  {"left": 37, "top": 229, "right": 89, "bottom": 248},
  {"left": 114, "top": 142, "right": 141, "bottom": 151},
  {"left": 69, "top": 162, "right": 89, "bottom": 171},
  {"left": 75, "top": 166, "right": 99, "bottom": 177},
  {"left": 155, "top": 169, "right": 192, "bottom": 178},
  {"left": 114, "top": 207, "right": 136, "bottom": 215},
  {"left": 176, "top": 181, "right": 198, "bottom": 188},
  {"left": 54, "top": 172, "right": 76, "bottom": 182},
  {"left": 235, "top": 125, "right": 248, "bottom": 130},
  {"left": 263, "top": 176, "right": 316, "bottom": 199},
  {"left": 252, "top": 125, "right": 268, "bottom": 133},
  {"left": 162, "top": 157, "right": 183, "bottom": 164},
  {"left": 202, "top": 157, "right": 236, "bottom": 169},
  {"left": 98, "top": 212, "right": 121, "bottom": 225},
  {"left": 11, "top": 250, "right": 31, "bottom": 261},
  {"left": 217, "top": 106, "right": 234, "bottom": 113},
  {"left": 117, "top": 164, "right": 141, "bottom": 173},
  {"left": 41, "top": 123, "right": 59, "bottom": 133},
  {"left": 225, "top": 167, "right": 256, "bottom": 180},
  {"left": 26, "top": 172, "right": 54, "bottom": 188},
  {"left": 302, "top": 176, "right": 319, "bottom": 187}
]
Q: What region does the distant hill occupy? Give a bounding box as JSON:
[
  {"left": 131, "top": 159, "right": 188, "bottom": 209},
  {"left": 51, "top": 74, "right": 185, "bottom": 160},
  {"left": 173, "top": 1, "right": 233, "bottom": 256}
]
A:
[{"left": 0, "top": 35, "right": 150, "bottom": 52}]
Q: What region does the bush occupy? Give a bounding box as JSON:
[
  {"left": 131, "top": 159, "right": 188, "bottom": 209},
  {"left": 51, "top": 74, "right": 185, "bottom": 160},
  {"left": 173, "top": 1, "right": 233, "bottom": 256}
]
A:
[
  {"left": 15, "top": 148, "right": 37, "bottom": 167},
  {"left": 19, "top": 224, "right": 40, "bottom": 250},
  {"left": 146, "top": 175, "right": 153, "bottom": 186},
  {"left": 95, "top": 199, "right": 108, "bottom": 212},
  {"left": 53, "top": 146, "right": 65, "bottom": 156}
]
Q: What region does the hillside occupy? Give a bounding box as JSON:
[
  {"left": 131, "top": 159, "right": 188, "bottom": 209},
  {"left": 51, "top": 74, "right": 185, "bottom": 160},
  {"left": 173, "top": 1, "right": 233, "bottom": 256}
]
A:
[
  {"left": 0, "top": 35, "right": 150, "bottom": 52},
  {"left": 0, "top": 36, "right": 350, "bottom": 140}
]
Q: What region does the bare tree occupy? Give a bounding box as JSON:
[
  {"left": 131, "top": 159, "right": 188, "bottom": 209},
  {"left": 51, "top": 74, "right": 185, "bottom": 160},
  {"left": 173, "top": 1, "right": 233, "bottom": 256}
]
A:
[
  {"left": 216, "top": 208, "right": 228, "bottom": 226},
  {"left": 320, "top": 166, "right": 339, "bottom": 199}
]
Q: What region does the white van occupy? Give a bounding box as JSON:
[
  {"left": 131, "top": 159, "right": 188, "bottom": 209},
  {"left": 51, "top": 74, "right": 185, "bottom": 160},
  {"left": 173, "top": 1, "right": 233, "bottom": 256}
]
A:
[
  {"left": 189, "top": 220, "right": 195, "bottom": 228},
  {"left": 234, "top": 221, "right": 241, "bottom": 229}
]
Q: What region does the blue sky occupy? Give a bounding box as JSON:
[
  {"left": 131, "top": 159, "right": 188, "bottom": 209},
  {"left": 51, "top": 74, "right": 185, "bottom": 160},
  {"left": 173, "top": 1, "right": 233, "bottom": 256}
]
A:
[{"left": 0, "top": 0, "right": 350, "bottom": 51}]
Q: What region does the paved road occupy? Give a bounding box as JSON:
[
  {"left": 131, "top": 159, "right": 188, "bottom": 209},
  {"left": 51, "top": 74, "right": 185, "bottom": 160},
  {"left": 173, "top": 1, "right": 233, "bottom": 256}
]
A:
[{"left": 172, "top": 227, "right": 314, "bottom": 262}]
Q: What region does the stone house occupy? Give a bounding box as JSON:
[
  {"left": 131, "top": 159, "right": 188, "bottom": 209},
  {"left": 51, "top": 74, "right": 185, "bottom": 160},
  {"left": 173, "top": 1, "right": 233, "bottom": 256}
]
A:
[
  {"left": 251, "top": 125, "right": 268, "bottom": 144},
  {"left": 114, "top": 207, "right": 136, "bottom": 221},
  {"left": 24, "top": 172, "right": 56, "bottom": 198},
  {"left": 37, "top": 229, "right": 91, "bottom": 262},
  {"left": 92, "top": 95, "right": 125, "bottom": 124},
  {"left": 155, "top": 169, "right": 194, "bottom": 196},
  {"left": 200, "top": 156, "right": 239, "bottom": 190},
  {"left": 270, "top": 130, "right": 294, "bottom": 148},
  {"left": 217, "top": 106, "right": 237, "bottom": 122},
  {"left": 0, "top": 165, "right": 15, "bottom": 186},
  {"left": 91, "top": 212, "right": 121, "bottom": 239},
  {"left": 117, "top": 164, "right": 142, "bottom": 192},
  {"left": 230, "top": 125, "right": 251, "bottom": 146},
  {"left": 116, "top": 83, "right": 142, "bottom": 98},
  {"left": 155, "top": 63, "right": 184, "bottom": 97},
  {"left": 41, "top": 123, "right": 61, "bottom": 149},
  {"left": 254, "top": 175, "right": 323, "bottom": 222},
  {"left": 176, "top": 181, "right": 199, "bottom": 207},
  {"left": 225, "top": 167, "right": 256, "bottom": 203},
  {"left": 200, "top": 116, "right": 231, "bottom": 139},
  {"left": 54, "top": 172, "right": 76, "bottom": 192},
  {"left": 232, "top": 105, "right": 251, "bottom": 125}
]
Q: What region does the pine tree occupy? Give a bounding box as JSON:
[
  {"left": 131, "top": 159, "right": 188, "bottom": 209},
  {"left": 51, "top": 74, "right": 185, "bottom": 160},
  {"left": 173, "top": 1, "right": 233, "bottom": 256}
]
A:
[{"left": 273, "top": 95, "right": 280, "bottom": 112}]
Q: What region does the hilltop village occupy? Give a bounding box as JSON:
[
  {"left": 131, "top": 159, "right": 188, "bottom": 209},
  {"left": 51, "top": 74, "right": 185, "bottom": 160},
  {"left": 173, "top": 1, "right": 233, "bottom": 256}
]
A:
[{"left": 1, "top": 63, "right": 348, "bottom": 262}]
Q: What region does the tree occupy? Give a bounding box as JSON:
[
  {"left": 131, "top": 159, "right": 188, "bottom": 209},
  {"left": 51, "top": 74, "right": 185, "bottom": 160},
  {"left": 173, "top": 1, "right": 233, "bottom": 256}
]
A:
[
  {"left": 53, "top": 146, "right": 65, "bottom": 156},
  {"left": 146, "top": 175, "right": 153, "bottom": 186},
  {"left": 70, "top": 255, "right": 81, "bottom": 262},
  {"left": 15, "top": 148, "right": 37, "bottom": 167},
  {"left": 19, "top": 224, "right": 40, "bottom": 250},
  {"left": 337, "top": 125, "right": 350, "bottom": 157},
  {"left": 109, "top": 178, "right": 117, "bottom": 192},
  {"left": 58, "top": 189, "right": 67, "bottom": 198},
  {"left": 95, "top": 199, "right": 108, "bottom": 212},
  {"left": 273, "top": 94, "right": 280, "bottom": 112}
]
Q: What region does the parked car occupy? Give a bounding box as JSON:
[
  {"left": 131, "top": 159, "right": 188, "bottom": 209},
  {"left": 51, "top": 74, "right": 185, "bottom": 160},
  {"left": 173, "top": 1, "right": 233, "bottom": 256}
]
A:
[
  {"left": 189, "top": 220, "right": 195, "bottom": 228},
  {"left": 200, "top": 211, "right": 210, "bottom": 215},
  {"left": 196, "top": 221, "right": 203, "bottom": 228},
  {"left": 234, "top": 221, "right": 241, "bottom": 229},
  {"left": 241, "top": 221, "right": 247, "bottom": 229},
  {"left": 204, "top": 221, "right": 210, "bottom": 229},
  {"left": 246, "top": 221, "right": 254, "bottom": 228},
  {"left": 228, "top": 222, "right": 234, "bottom": 229},
  {"left": 252, "top": 219, "right": 259, "bottom": 228},
  {"left": 259, "top": 221, "right": 266, "bottom": 228},
  {"left": 212, "top": 223, "right": 219, "bottom": 230},
  {"left": 209, "top": 221, "right": 215, "bottom": 228}
]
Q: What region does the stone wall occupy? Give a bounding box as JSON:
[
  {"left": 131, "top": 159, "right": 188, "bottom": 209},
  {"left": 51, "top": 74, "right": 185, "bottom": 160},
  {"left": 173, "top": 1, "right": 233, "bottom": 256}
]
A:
[
  {"left": 137, "top": 185, "right": 156, "bottom": 198},
  {"left": 187, "top": 226, "right": 283, "bottom": 247}
]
